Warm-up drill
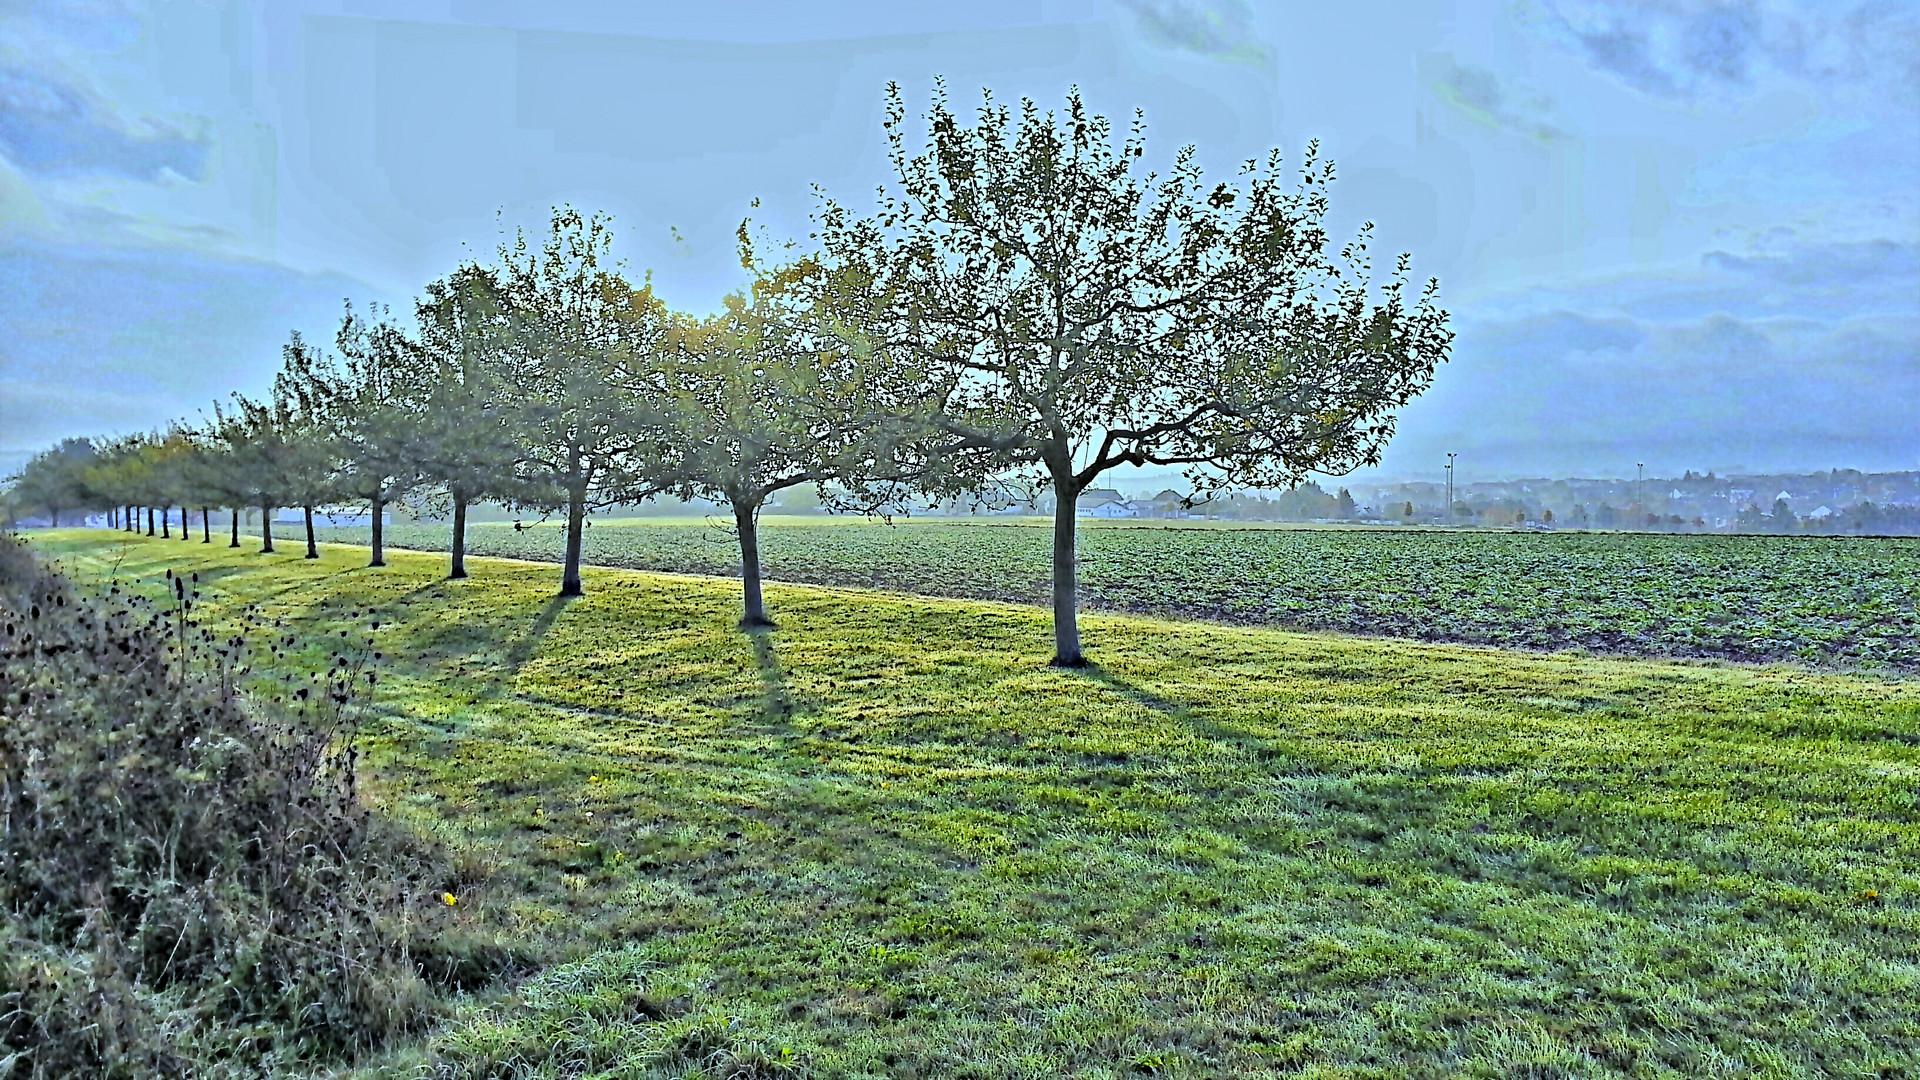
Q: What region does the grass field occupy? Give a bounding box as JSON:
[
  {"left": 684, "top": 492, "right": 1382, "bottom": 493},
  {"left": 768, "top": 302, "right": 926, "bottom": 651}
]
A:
[
  {"left": 29, "top": 529, "right": 1920, "bottom": 1078},
  {"left": 314, "top": 517, "right": 1920, "bottom": 670}
]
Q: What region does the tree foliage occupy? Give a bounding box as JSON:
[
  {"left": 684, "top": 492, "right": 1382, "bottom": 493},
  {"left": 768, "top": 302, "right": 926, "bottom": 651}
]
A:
[
  {"left": 495, "top": 209, "right": 672, "bottom": 596},
  {"left": 648, "top": 272, "right": 923, "bottom": 625},
  {"left": 810, "top": 82, "right": 1452, "bottom": 663}
]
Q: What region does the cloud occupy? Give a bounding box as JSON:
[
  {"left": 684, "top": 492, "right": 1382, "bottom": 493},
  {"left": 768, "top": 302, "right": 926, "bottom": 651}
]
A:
[
  {"left": 1527, "top": 0, "right": 1920, "bottom": 105},
  {"left": 1381, "top": 237, "right": 1920, "bottom": 476},
  {"left": 0, "top": 0, "right": 143, "bottom": 52},
  {"left": 0, "top": 152, "right": 45, "bottom": 227},
  {"left": 1118, "top": 0, "right": 1270, "bottom": 65},
  {"left": 0, "top": 239, "right": 399, "bottom": 472},
  {"left": 1473, "top": 312, "right": 1647, "bottom": 359},
  {"left": 1480, "top": 237, "right": 1920, "bottom": 325},
  {"left": 0, "top": 64, "right": 208, "bottom": 181},
  {"left": 1702, "top": 238, "right": 1920, "bottom": 288},
  {"left": 1430, "top": 58, "right": 1568, "bottom": 143}
]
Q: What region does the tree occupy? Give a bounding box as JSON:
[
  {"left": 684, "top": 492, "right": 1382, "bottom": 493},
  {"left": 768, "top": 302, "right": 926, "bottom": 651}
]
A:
[
  {"left": 1772, "top": 497, "right": 1796, "bottom": 530},
  {"left": 1335, "top": 487, "right": 1357, "bottom": 519},
  {"left": 146, "top": 428, "right": 204, "bottom": 542},
  {"left": 411, "top": 264, "right": 524, "bottom": 579},
  {"left": 649, "top": 280, "right": 920, "bottom": 628},
  {"left": 269, "top": 337, "right": 350, "bottom": 559},
  {"left": 1272, "top": 481, "right": 1334, "bottom": 521},
  {"left": 495, "top": 209, "right": 670, "bottom": 597},
  {"left": 80, "top": 436, "right": 147, "bottom": 532},
  {"left": 175, "top": 425, "right": 239, "bottom": 544},
  {"left": 9, "top": 438, "right": 99, "bottom": 526},
  {"left": 296, "top": 306, "right": 424, "bottom": 568},
  {"left": 812, "top": 84, "right": 1451, "bottom": 665},
  {"left": 197, "top": 405, "right": 272, "bottom": 548},
  {"left": 211, "top": 394, "right": 307, "bottom": 554}
]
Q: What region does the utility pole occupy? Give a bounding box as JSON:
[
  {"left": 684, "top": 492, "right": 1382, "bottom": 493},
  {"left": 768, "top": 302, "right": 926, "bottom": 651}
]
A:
[
  {"left": 1637, "top": 463, "right": 1645, "bottom": 511},
  {"left": 1445, "top": 452, "right": 1457, "bottom": 524}
]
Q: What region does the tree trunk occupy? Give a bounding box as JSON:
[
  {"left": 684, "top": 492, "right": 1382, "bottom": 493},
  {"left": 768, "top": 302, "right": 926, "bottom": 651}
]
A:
[
  {"left": 560, "top": 484, "right": 586, "bottom": 597},
  {"left": 304, "top": 506, "right": 319, "bottom": 559},
  {"left": 146, "top": 507, "right": 154, "bottom": 536},
  {"left": 734, "top": 496, "right": 773, "bottom": 629},
  {"left": 49, "top": 508, "right": 59, "bottom": 528},
  {"left": 179, "top": 506, "right": 190, "bottom": 542},
  {"left": 369, "top": 499, "right": 386, "bottom": 567},
  {"left": 162, "top": 506, "right": 171, "bottom": 538},
  {"left": 260, "top": 505, "right": 275, "bottom": 553},
  {"left": 449, "top": 491, "right": 468, "bottom": 579},
  {"left": 1049, "top": 473, "right": 1085, "bottom": 667},
  {"left": 201, "top": 507, "right": 211, "bottom": 544},
  {"left": 229, "top": 508, "right": 240, "bottom": 548}
]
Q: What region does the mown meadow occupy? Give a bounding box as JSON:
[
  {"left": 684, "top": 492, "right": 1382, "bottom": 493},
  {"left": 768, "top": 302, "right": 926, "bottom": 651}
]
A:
[
  {"left": 317, "top": 517, "right": 1920, "bottom": 670},
  {"left": 28, "top": 528, "right": 1920, "bottom": 1078}
]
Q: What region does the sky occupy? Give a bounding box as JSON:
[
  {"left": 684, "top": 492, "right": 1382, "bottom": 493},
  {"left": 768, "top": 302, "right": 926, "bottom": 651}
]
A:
[{"left": 2, "top": 0, "right": 1915, "bottom": 486}]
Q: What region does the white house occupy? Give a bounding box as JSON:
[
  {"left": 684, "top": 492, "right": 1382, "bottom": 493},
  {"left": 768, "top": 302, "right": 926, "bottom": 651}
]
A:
[{"left": 1077, "top": 489, "right": 1138, "bottom": 518}]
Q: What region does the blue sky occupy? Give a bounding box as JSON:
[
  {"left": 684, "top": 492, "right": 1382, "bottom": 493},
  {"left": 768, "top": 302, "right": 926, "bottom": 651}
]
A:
[{"left": 2, "top": 0, "right": 1915, "bottom": 484}]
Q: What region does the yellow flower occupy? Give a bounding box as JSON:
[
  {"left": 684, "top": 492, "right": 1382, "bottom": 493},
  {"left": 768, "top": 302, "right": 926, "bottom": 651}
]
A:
[{"left": 442, "top": 892, "right": 458, "bottom": 907}]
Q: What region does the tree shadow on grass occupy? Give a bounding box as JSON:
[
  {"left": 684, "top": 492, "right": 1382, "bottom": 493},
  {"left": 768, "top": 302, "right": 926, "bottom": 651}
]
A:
[
  {"left": 471, "top": 594, "right": 574, "bottom": 705},
  {"left": 1075, "top": 663, "right": 1288, "bottom": 766},
  {"left": 382, "top": 577, "right": 466, "bottom": 611},
  {"left": 747, "top": 629, "right": 801, "bottom": 732}
]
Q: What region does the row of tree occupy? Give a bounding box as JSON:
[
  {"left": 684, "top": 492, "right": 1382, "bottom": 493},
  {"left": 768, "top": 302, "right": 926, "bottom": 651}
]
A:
[{"left": 4, "top": 84, "right": 1451, "bottom": 666}]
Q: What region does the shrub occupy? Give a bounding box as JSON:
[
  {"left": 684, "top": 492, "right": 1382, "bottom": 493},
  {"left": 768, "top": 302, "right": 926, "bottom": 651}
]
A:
[{"left": 0, "top": 535, "right": 489, "bottom": 1076}]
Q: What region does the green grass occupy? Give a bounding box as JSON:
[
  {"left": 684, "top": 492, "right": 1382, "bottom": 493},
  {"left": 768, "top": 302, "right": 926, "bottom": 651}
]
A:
[
  {"left": 29, "top": 529, "right": 1920, "bottom": 1078},
  {"left": 317, "top": 516, "right": 1920, "bottom": 669}
]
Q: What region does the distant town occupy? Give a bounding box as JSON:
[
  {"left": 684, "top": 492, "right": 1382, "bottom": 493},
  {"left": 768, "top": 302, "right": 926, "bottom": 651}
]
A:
[{"left": 761, "top": 468, "right": 1920, "bottom": 536}]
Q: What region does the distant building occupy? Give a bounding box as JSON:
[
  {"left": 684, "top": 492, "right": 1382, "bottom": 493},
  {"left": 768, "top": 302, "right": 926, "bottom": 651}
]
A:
[
  {"left": 1143, "top": 489, "right": 1191, "bottom": 518},
  {"left": 1077, "top": 488, "right": 1138, "bottom": 518}
]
